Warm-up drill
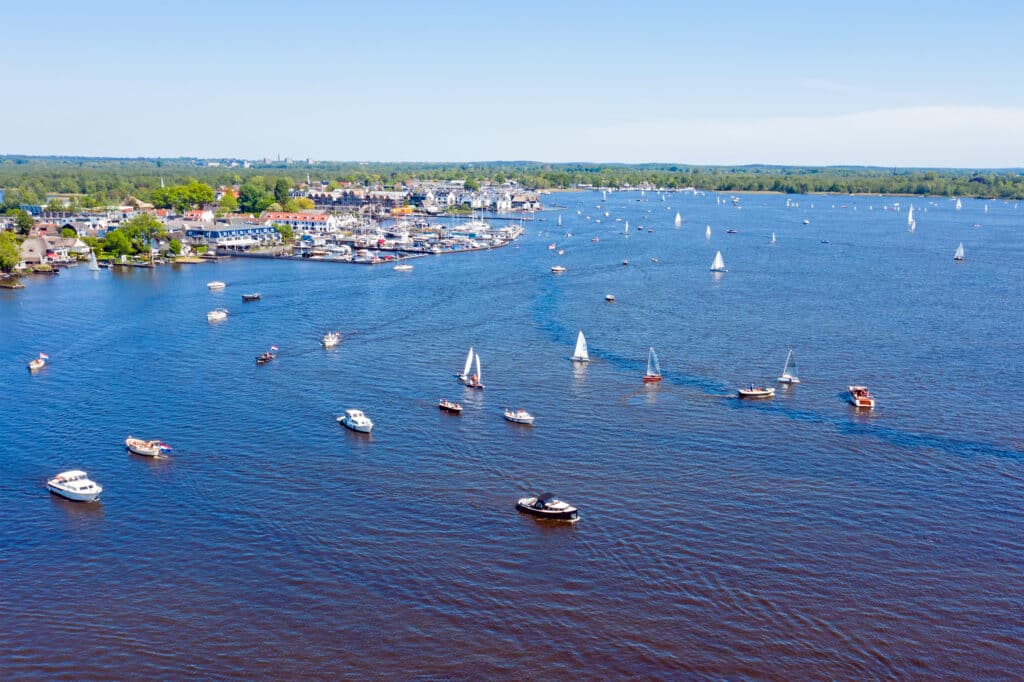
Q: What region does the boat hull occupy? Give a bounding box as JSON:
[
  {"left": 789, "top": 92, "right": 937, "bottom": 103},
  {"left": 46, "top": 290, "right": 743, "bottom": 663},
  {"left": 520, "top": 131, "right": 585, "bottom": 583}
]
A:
[
  {"left": 571, "top": 356, "right": 590, "bottom": 363},
  {"left": 126, "top": 441, "right": 161, "bottom": 457},
  {"left": 516, "top": 502, "right": 578, "bottom": 521},
  {"left": 642, "top": 375, "right": 662, "bottom": 383},
  {"left": 504, "top": 414, "right": 534, "bottom": 425},
  {"left": 47, "top": 484, "right": 101, "bottom": 503},
  {"left": 28, "top": 360, "right": 45, "bottom": 372},
  {"left": 339, "top": 418, "right": 373, "bottom": 433},
  {"left": 777, "top": 375, "right": 800, "bottom": 384},
  {"left": 738, "top": 389, "right": 775, "bottom": 399}
]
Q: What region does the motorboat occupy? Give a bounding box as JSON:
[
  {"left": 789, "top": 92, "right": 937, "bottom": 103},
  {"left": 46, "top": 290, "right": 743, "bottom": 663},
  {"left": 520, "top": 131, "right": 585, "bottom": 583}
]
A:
[
  {"left": 622, "top": 260, "right": 629, "bottom": 265},
  {"left": 651, "top": 257, "right": 659, "bottom": 263},
  {"left": 550, "top": 265, "right": 567, "bottom": 273},
  {"left": 242, "top": 293, "right": 261, "bottom": 302},
  {"left": 28, "top": 353, "right": 48, "bottom": 372},
  {"left": 338, "top": 408, "right": 373, "bottom": 433},
  {"left": 125, "top": 436, "right": 170, "bottom": 457},
  {"left": 803, "top": 219, "right": 811, "bottom": 225},
  {"left": 848, "top": 385, "right": 875, "bottom": 409},
  {"left": 47, "top": 470, "right": 102, "bottom": 503},
  {"left": 393, "top": 263, "right": 414, "bottom": 271},
  {"left": 321, "top": 332, "right": 341, "bottom": 348},
  {"left": 207, "top": 309, "right": 228, "bottom": 322},
  {"left": 605, "top": 294, "right": 616, "bottom": 302},
  {"left": 726, "top": 228, "right": 738, "bottom": 234},
  {"left": 548, "top": 243, "right": 556, "bottom": 250},
  {"left": 591, "top": 236, "right": 599, "bottom": 243},
  {"left": 516, "top": 493, "right": 578, "bottom": 521},
  {"left": 207, "top": 281, "right": 226, "bottom": 290},
  {"left": 438, "top": 398, "right": 462, "bottom": 414},
  {"left": 557, "top": 249, "right": 565, "bottom": 255},
  {"left": 738, "top": 385, "right": 775, "bottom": 399},
  {"left": 255, "top": 346, "right": 278, "bottom": 365},
  {"left": 504, "top": 408, "right": 535, "bottom": 425}
]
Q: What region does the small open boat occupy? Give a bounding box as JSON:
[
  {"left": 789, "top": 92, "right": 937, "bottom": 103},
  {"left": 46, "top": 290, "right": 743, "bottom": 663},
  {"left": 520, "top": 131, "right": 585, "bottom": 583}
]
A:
[
  {"left": 738, "top": 385, "right": 775, "bottom": 399},
  {"left": 848, "top": 385, "right": 875, "bottom": 408},
  {"left": 438, "top": 398, "right": 462, "bottom": 414},
  {"left": 643, "top": 347, "right": 662, "bottom": 383},
  {"left": 28, "top": 353, "right": 48, "bottom": 372},
  {"left": 338, "top": 409, "right": 373, "bottom": 433},
  {"left": 125, "top": 437, "right": 171, "bottom": 457},
  {"left": 242, "top": 293, "right": 261, "bottom": 302},
  {"left": 516, "top": 493, "right": 578, "bottom": 521},
  {"left": 321, "top": 332, "right": 341, "bottom": 348},
  {"left": 47, "top": 470, "right": 102, "bottom": 503},
  {"left": 207, "top": 281, "right": 226, "bottom": 290},
  {"left": 207, "top": 309, "right": 228, "bottom": 322},
  {"left": 504, "top": 408, "right": 534, "bottom": 425},
  {"left": 256, "top": 346, "right": 278, "bottom": 365},
  {"left": 393, "top": 263, "right": 413, "bottom": 271}
]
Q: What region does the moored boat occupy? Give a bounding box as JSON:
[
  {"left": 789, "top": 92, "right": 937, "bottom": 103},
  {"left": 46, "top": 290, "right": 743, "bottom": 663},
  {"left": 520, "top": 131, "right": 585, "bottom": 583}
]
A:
[
  {"left": 125, "top": 436, "right": 171, "bottom": 457},
  {"left": 503, "top": 408, "right": 535, "bottom": 425},
  {"left": 848, "top": 385, "right": 875, "bottom": 408},
  {"left": 605, "top": 294, "right": 616, "bottom": 302},
  {"left": 255, "top": 345, "right": 278, "bottom": 365},
  {"left": 338, "top": 408, "right": 373, "bottom": 433},
  {"left": 516, "top": 493, "right": 578, "bottom": 521},
  {"left": 207, "top": 281, "right": 226, "bottom": 290},
  {"left": 47, "top": 470, "right": 102, "bottom": 503},
  {"left": 550, "top": 265, "right": 567, "bottom": 273},
  {"left": 738, "top": 385, "right": 775, "bottom": 399},
  {"left": 393, "top": 263, "right": 413, "bottom": 271},
  {"left": 242, "top": 293, "right": 261, "bottom": 302},
  {"left": 321, "top": 332, "right": 341, "bottom": 348},
  {"left": 207, "top": 309, "right": 228, "bottom": 322},
  {"left": 28, "top": 353, "right": 48, "bottom": 372},
  {"left": 438, "top": 398, "right": 462, "bottom": 414}
]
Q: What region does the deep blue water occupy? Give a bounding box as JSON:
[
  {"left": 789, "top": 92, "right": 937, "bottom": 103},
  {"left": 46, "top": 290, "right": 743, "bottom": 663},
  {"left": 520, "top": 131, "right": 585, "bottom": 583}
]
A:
[{"left": 1, "top": 191, "right": 1022, "bottom": 679}]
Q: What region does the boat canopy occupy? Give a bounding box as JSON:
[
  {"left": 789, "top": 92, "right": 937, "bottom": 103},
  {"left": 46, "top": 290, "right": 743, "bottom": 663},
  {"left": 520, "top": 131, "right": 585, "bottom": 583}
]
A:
[{"left": 537, "top": 492, "right": 555, "bottom": 503}]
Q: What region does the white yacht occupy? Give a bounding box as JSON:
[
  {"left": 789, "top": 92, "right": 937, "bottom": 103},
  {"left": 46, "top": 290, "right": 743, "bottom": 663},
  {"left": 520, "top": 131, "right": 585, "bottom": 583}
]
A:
[
  {"left": 322, "top": 331, "right": 341, "bottom": 348},
  {"left": 503, "top": 408, "right": 535, "bottom": 425},
  {"left": 338, "top": 409, "right": 374, "bottom": 433},
  {"left": 393, "top": 263, "right": 413, "bottom": 271},
  {"left": 207, "top": 281, "right": 226, "bottom": 290},
  {"left": 550, "top": 265, "right": 567, "bottom": 273},
  {"left": 47, "top": 470, "right": 103, "bottom": 502},
  {"left": 207, "top": 309, "right": 228, "bottom": 322}
]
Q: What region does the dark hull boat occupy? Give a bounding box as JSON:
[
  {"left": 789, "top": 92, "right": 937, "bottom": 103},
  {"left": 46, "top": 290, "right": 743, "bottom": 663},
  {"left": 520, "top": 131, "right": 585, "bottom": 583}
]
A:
[
  {"left": 242, "top": 293, "right": 261, "bottom": 302},
  {"left": 255, "top": 351, "right": 276, "bottom": 365},
  {"left": 516, "top": 493, "right": 578, "bottom": 521}
]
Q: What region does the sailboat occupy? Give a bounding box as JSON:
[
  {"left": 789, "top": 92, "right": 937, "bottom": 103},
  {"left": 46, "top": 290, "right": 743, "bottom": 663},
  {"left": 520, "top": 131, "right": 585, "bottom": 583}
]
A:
[
  {"left": 571, "top": 331, "right": 590, "bottom": 363},
  {"left": 465, "top": 353, "right": 484, "bottom": 389},
  {"left": 954, "top": 243, "right": 965, "bottom": 261},
  {"left": 770, "top": 232, "right": 776, "bottom": 244},
  {"left": 642, "top": 347, "right": 662, "bottom": 383},
  {"left": 710, "top": 251, "right": 726, "bottom": 272},
  {"left": 457, "top": 346, "right": 474, "bottom": 383},
  {"left": 88, "top": 249, "right": 101, "bottom": 271},
  {"left": 624, "top": 221, "right": 629, "bottom": 235},
  {"left": 557, "top": 214, "right": 562, "bottom": 226},
  {"left": 984, "top": 204, "right": 988, "bottom": 214},
  {"left": 674, "top": 212, "right": 682, "bottom": 226},
  {"left": 907, "top": 205, "right": 914, "bottom": 226},
  {"left": 777, "top": 349, "right": 800, "bottom": 384},
  {"left": 955, "top": 198, "right": 962, "bottom": 210},
  {"left": 706, "top": 225, "right": 712, "bottom": 239}
]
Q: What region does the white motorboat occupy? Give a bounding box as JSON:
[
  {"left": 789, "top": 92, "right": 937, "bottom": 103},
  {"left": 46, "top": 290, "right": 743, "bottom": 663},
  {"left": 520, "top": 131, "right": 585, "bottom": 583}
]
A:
[
  {"left": 516, "top": 493, "right": 578, "bottom": 521},
  {"left": 207, "top": 281, "right": 226, "bottom": 290},
  {"left": 605, "top": 294, "right": 616, "bottom": 302},
  {"left": 777, "top": 349, "right": 800, "bottom": 384},
  {"left": 550, "top": 265, "right": 567, "bottom": 273},
  {"left": 571, "top": 330, "right": 590, "bottom": 363},
  {"left": 338, "top": 409, "right": 374, "bottom": 433},
  {"left": 47, "top": 470, "right": 102, "bottom": 503},
  {"left": 125, "top": 436, "right": 169, "bottom": 457},
  {"left": 848, "top": 385, "right": 875, "bottom": 409},
  {"left": 738, "top": 385, "right": 775, "bottom": 399},
  {"left": 504, "top": 408, "right": 535, "bottom": 425},
  {"left": 28, "top": 353, "right": 48, "bottom": 372},
  {"left": 393, "top": 263, "right": 413, "bottom": 271},
  {"left": 322, "top": 331, "right": 341, "bottom": 348},
  {"left": 207, "top": 309, "right": 228, "bottom": 322}
]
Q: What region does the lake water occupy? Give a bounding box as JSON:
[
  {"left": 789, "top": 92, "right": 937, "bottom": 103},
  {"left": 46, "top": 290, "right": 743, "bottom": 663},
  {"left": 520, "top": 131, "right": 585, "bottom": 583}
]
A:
[{"left": 1, "top": 191, "right": 1022, "bottom": 679}]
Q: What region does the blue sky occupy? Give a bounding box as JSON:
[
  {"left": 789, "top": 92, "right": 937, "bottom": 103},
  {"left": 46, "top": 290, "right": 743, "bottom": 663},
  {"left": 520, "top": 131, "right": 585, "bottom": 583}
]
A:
[{"left": 3, "top": 0, "right": 1022, "bottom": 166}]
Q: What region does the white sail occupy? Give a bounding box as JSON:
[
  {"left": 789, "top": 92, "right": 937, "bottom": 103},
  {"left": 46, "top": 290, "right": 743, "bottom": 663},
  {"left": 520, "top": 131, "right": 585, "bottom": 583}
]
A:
[
  {"left": 88, "top": 250, "right": 101, "bottom": 271},
  {"left": 710, "top": 251, "right": 725, "bottom": 271},
  {"left": 908, "top": 218, "right": 916, "bottom": 232},
  {"left": 770, "top": 232, "right": 776, "bottom": 244},
  {"left": 706, "top": 225, "right": 711, "bottom": 239},
  {"left": 624, "top": 221, "right": 629, "bottom": 234},
  {"left": 475, "top": 353, "right": 482, "bottom": 383},
  {"left": 572, "top": 331, "right": 590, "bottom": 362},
  {"left": 907, "top": 205, "right": 914, "bottom": 225},
  {"left": 955, "top": 198, "right": 962, "bottom": 210},
  {"left": 984, "top": 204, "right": 988, "bottom": 213},
  {"left": 462, "top": 346, "right": 474, "bottom": 378},
  {"left": 954, "top": 243, "right": 965, "bottom": 260},
  {"left": 674, "top": 212, "right": 682, "bottom": 226},
  {"left": 646, "top": 347, "right": 661, "bottom": 377},
  {"left": 602, "top": 190, "right": 607, "bottom": 200},
  {"left": 557, "top": 214, "right": 562, "bottom": 226}
]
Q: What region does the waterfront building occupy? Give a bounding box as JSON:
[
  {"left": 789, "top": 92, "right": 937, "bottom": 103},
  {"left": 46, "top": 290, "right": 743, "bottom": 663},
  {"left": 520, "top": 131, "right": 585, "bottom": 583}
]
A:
[
  {"left": 185, "top": 223, "right": 282, "bottom": 249},
  {"left": 260, "top": 211, "right": 340, "bottom": 234}
]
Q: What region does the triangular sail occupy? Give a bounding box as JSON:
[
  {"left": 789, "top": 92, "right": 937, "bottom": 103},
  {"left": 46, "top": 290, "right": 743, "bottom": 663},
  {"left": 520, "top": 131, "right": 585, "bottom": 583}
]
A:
[
  {"left": 711, "top": 251, "right": 725, "bottom": 271},
  {"left": 907, "top": 205, "right": 914, "bottom": 225},
  {"left": 557, "top": 214, "right": 562, "bottom": 226},
  {"left": 706, "top": 225, "right": 711, "bottom": 239},
  {"left": 475, "top": 353, "right": 482, "bottom": 382},
  {"left": 647, "top": 347, "right": 661, "bottom": 377},
  {"left": 955, "top": 243, "right": 964, "bottom": 259},
  {"left": 771, "top": 232, "right": 776, "bottom": 244},
  {"left": 624, "top": 221, "right": 629, "bottom": 234},
  {"left": 674, "top": 212, "right": 682, "bottom": 226},
  {"left": 88, "top": 250, "right": 100, "bottom": 271},
  {"left": 573, "top": 331, "right": 589, "bottom": 361},
  {"left": 462, "top": 347, "right": 474, "bottom": 377}
]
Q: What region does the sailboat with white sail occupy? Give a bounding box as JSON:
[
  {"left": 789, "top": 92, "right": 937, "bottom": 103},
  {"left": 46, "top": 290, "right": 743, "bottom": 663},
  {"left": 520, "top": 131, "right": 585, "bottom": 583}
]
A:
[
  {"left": 770, "top": 232, "right": 776, "bottom": 244},
  {"left": 907, "top": 205, "right": 914, "bottom": 226},
  {"left": 624, "top": 221, "right": 629, "bottom": 235},
  {"left": 777, "top": 349, "right": 800, "bottom": 384},
  {"left": 955, "top": 198, "right": 962, "bottom": 210},
  {"left": 706, "top": 225, "right": 711, "bottom": 239},
  {"left": 642, "top": 347, "right": 662, "bottom": 383},
  {"left": 571, "top": 331, "right": 590, "bottom": 363},
  {"left": 710, "top": 251, "right": 726, "bottom": 272},
  {"left": 88, "top": 249, "right": 101, "bottom": 271},
  {"left": 557, "top": 214, "right": 562, "bottom": 226},
  {"left": 457, "top": 346, "right": 474, "bottom": 383},
  {"left": 954, "top": 243, "right": 965, "bottom": 261},
  {"left": 465, "top": 352, "right": 484, "bottom": 389},
  {"left": 674, "top": 212, "right": 682, "bottom": 226}
]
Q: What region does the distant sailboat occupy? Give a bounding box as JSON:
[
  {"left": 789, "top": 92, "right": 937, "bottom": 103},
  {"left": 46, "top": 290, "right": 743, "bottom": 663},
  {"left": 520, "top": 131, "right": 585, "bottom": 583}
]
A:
[
  {"left": 458, "top": 346, "right": 474, "bottom": 383},
  {"left": 954, "top": 243, "right": 965, "bottom": 261},
  {"left": 955, "top": 198, "right": 962, "bottom": 210},
  {"left": 88, "top": 249, "right": 101, "bottom": 271},
  {"left": 571, "top": 331, "right": 590, "bottom": 363},
  {"left": 674, "top": 212, "right": 682, "bottom": 226},
  {"left": 777, "top": 349, "right": 800, "bottom": 384},
  {"left": 602, "top": 190, "right": 607, "bottom": 201},
  {"left": 705, "top": 225, "right": 711, "bottom": 239},
  {"left": 643, "top": 347, "right": 662, "bottom": 383},
  {"left": 984, "top": 204, "right": 988, "bottom": 213},
  {"left": 907, "top": 205, "right": 914, "bottom": 226},
  {"left": 908, "top": 218, "right": 916, "bottom": 232},
  {"left": 710, "top": 251, "right": 726, "bottom": 272},
  {"left": 624, "top": 221, "right": 629, "bottom": 235},
  {"left": 557, "top": 214, "right": 562, "bottom": 226},
  {"left": 770, "top": 232, "right": 776, "bottom": 244},
  {"left": 465, "top": 353, "right": 484, "bottom": 389}
]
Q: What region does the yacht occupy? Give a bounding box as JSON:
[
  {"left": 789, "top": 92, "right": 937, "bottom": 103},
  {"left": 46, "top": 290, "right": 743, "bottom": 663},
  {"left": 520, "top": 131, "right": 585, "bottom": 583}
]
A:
[
  {"left": 848, "top": 385, "right": 875, "bottom": 409},
  {"left": 125, "top": 437, "right": 168, "bottom": 457},
  {"left": 438, "top": 398, "right": 462, "bottom": 414},
  {"left": 503, "top": 408, "right": 535, "bottom": 425},
  {"left": 207, "top": 281, "right": 226, "bottom": 290},
  {"left": 47, "top": 470, "right": 103, "bottom": 503},
  {"left": 321, "top": 332, "right": 342, "bottom": 348},
  {"left": 338, "top": 409, "right": 374, "bottom": 433},
  {"left": 738, "top": 385, "right": 775, "bottom": 399},
  {"left": 207, "top": 309, "right": 228, "bottom": 322},
  {"left": 550, "top": 265, "right": 567, "bottom": 274},
  {"left": 516, "top": 493, "right": 578, "bottom": 521}
]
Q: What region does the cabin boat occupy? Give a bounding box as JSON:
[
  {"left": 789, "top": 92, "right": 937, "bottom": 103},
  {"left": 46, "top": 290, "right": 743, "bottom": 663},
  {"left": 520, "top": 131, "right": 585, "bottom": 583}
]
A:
[
  {"left": 28, "top": 353, "right": 48, "bottom": 372},
  {"left": 848, "top": 385, "right": 875, "bottom": 408},
  {"left": 393, "top": 263, "right": 413, "bottom": 271},
  {"left": 242, "top": 293, "right": 261, "bottom": 302},
  {"left": 504, "top": 408, "right": 535, "bottom": 425},
  {"left": 571, "top": 330, "right": 590, "bottom": 363},
  {"left": 438, "top": 399, "right": 462, "bottom": 414},
  {"left": 516, "top": 493, "right": 578, "bottom": 521},
  {"left": 255, "top": 347, "right": 278, "bottom": 365},
  {"left": 47, "top": 470, "right": 102, "bottom": 503},
  {"left": 207, "top": 281, "right": 226, "bottom": 290},
  {"left": 338, "top": 409, "right": 373, "bottom": 433},
  {"left": 643, "top": 347, "right": 662, "bottom": 383},
  {"left": 125, "top": 437, "right": 169, "bottom": 457},
  {"left": 738, "top": 385, "right": 775, "bottom": 399},
  {"left": 777, "top": 349, "right": 800, "bottom": 384},
  {"left": 321, "top": 332, "right": 341, "bottom": 348},
  {"left": 550, "top": 265, "right": 567, "bottom": 273},
  {"left": 207, "top": 309, "right": 228, "bottom": 322}
]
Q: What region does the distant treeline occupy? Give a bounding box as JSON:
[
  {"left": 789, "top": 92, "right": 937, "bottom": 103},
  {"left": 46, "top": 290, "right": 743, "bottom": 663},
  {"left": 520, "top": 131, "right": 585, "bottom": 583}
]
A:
[{"left": 2, "top": 156, "right": 1023, "bottom": 205}]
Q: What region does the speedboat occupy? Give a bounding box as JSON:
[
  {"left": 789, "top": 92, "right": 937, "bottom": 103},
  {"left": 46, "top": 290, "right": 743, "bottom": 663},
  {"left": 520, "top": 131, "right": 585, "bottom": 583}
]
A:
[
  {"left": 605, "top": 294, "right": 616, "bottom": 302},
  {"left": 207, "top": 281, "right": 226, "bottom": 290},
  {"left": 125, "top": 436, "right": 169, "bottom": 457},
  {"left": 242, "top": 292, "right": 261, "bottom": 302},
  {"left": 255, "top": 346, "right": 278, "bottom": 365},
  {"left": 738, "top": 385, "right": 775, "bottom": 399},
  {"left": 591, "top": 236, "right": 599, "bottom": 243},
  {"left": 28, "top": 353, "right": 48, "bottom": 372},
  {"left": 726, "top": 228, "right": 738, "bottom": 234},
  {"left": 550, "top": 265, "right": 567, "bottom": 273},
  {"left": 322, "top": 332, "right": 341, "bottom": 348},
  {"left": 438, "top": 398, "right": 462, "bottom": 414},
  {"left": 47, "top": 470, "right": 102, "bottom": 503},
  {"left": 207, "top": 309, "right": 228, "bottom": 322},
  {"left": 338, "top": 409, "right": 373, "bottom": 433},
  {"left": 516, "top": 493, "right": 578, "bottom": 521},
  {"left": 848, "top": 385, "right": 875, "bottom": 408},
  {"left": 504, "top": 408, "right": 535, "bottom": 425},
  {"left": 393, "top": 263, "right": 413, "bottom": 271}
]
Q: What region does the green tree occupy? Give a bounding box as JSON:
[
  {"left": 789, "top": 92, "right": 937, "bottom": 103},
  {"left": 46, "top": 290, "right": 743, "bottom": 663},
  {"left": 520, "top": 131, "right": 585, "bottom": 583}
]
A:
[
  {"left": 61, "top": 227, "right": 76, "bottom": 238},
  {"left": 0, "top": 230, "right": 20, "bottom": 272},
  {"left": 47, "top": 198, "right": 67, "bottom": 213},
  {"left": 239, "top": 184, "right": 272, "bottom": 213},
  {"left": 272, "top": 223, "right": 294, "bottom": 241},
  {"left": 169, "top": 238, "right": 182, "bottom": 255},
  {"left": 274, "top": 177, "right": 292, "bottom": 205},
  {"left": 10, "top": 209, "right": 34, "bottom": 235},
  {"left": 103, "top": 229, "right": 133, "bottom": 256},
  {"left": 120, "top": 213, "right": 166, "bottom": 252},
  {"left": 219, "top": 191, "right": 238, "bottom": 213},
  {"left": 463, "top": 178, "right": 479, "bottom": 191}
]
